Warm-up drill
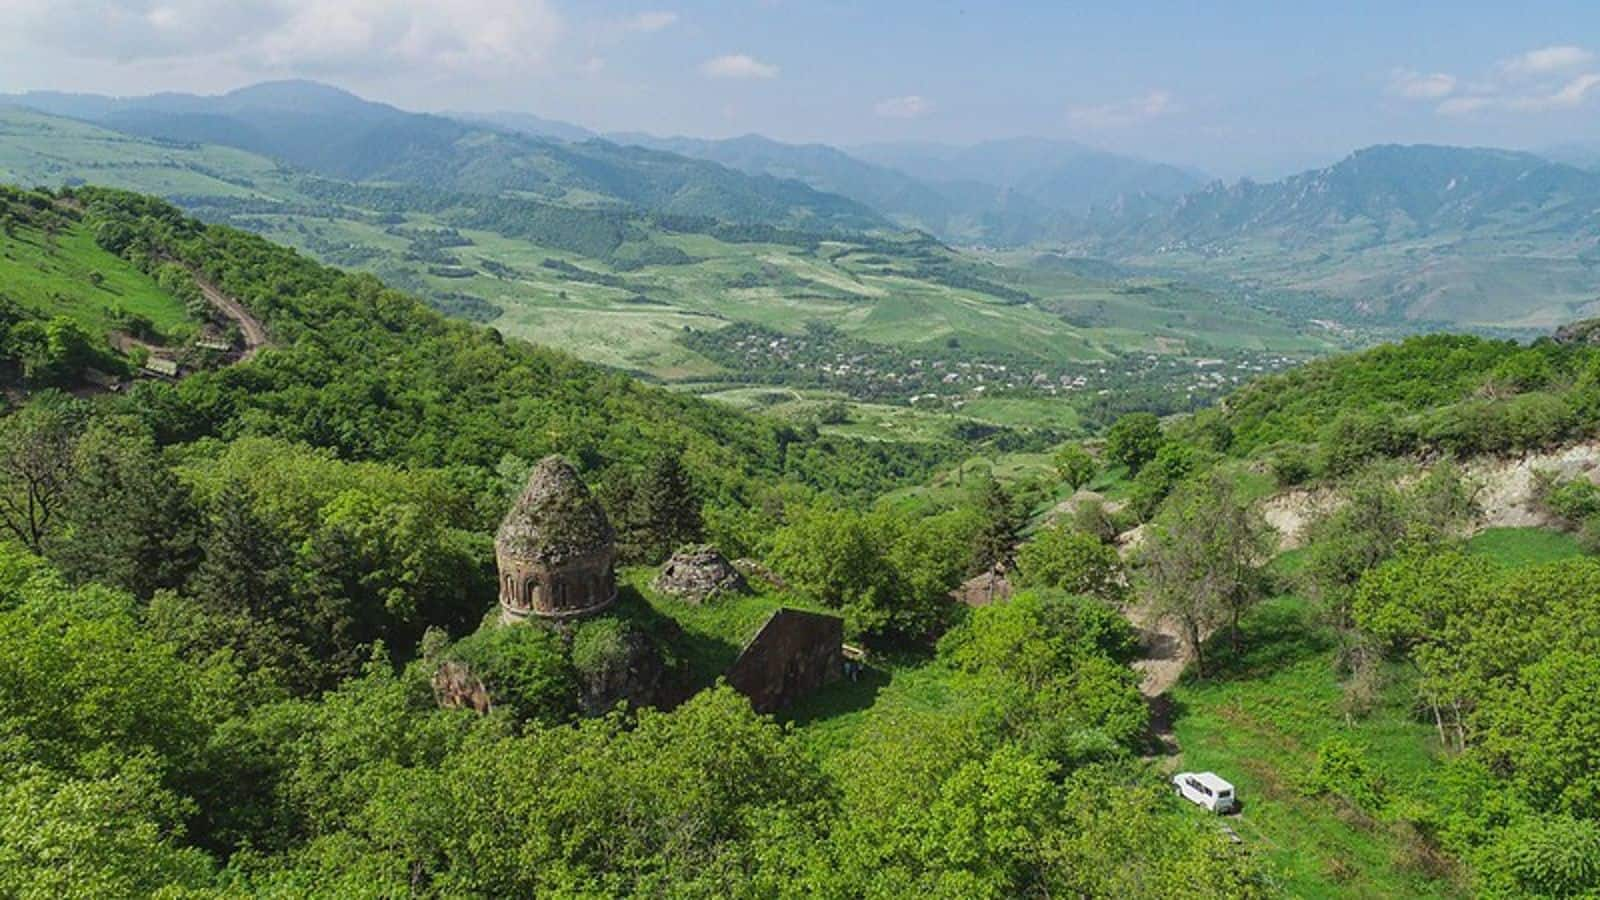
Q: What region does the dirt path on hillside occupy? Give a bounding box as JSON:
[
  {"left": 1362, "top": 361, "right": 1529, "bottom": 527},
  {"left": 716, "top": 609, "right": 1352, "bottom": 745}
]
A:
[
  {"left": 196, "top": 278, "right": 269, "bottom": 360},
  {"left": 1125, "top": 600, "right": 1190, "bottom": 757}
]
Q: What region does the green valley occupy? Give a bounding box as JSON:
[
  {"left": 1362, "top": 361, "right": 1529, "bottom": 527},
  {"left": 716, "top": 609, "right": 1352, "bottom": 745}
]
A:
[{"left": 0, "top": 105, "right": 1342, "bottom": 436}]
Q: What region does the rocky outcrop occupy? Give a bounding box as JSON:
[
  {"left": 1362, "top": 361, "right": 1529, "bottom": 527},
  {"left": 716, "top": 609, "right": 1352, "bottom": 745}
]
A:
[
  {"left": 431, "top": 660, "right": 493, "bottom": 714},
  {"left": 1254, "top": 440, "right": 1600, "bottom": 550},
  {"left": 955, "top": 565, "right": 1013, "bottom": 607},
  {"left": 1552, "top": 318, "right": 1600, "bottom": 345},
  {"left": 652, "top": 546, "right": 748, "bottom": 603}
]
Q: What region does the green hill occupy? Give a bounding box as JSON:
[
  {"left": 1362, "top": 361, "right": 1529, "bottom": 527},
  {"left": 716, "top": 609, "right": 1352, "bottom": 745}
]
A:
[
  {"left": 0, "top": 187, "right": 190, "bottom": 337},
  {"left": 7, "top": 80, "right": 889, "bottom": 233}
]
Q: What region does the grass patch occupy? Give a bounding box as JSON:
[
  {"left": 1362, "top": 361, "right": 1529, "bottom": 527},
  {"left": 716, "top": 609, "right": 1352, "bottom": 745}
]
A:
[
  {"left": 1464, "top": 526, "right": 1583, "bottom": 568},
  {"left": 0, "top": 221, "right": 190, "bottom": 339},
  {"left": 786, "top": 656, "right": 964, "bottom": 761},
  {"left": 1172, "top": 594, "right": 1465, "bottom": 898},
  {"left": 623, "top": 568, "right": 830, "bottom": 688}
]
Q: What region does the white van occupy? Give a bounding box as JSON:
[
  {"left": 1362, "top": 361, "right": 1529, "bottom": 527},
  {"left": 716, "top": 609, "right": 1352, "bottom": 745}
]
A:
[{"left": 1172, "top": 771, "right": 1237, "bottom": 813}]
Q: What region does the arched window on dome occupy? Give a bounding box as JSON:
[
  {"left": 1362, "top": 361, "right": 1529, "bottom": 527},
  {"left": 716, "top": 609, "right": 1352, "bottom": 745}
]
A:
[{"left": 522, "top": 575, "right": 540, "bottom": 609}]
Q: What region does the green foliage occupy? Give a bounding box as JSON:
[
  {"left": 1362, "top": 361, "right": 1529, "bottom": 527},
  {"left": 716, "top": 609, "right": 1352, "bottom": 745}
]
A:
[
  {"left": 767, "top": 500, "right": 969, "bottom": 640},
  {"left": 973, "top": 477, "right": 1023, "bottom": 573},
  {"left": 1305, "top": 737, "right": 1387, "bottom": 811},
  {"left": 1105, "top": 412, "right": 1164, "bottom": 473},
  {"left": 0, "top": 759, "right": 216, "bottom": 897},
  {"left": 1052, "top": 442, "right": 1097, "bottom": 491},
  {"left": 53, "top": 417, "right": 199, "bottom": 597},
  {"left": 0, "top": 392, "right": 85, "bottom": 551},
  {"left": 610, "top": 450, "right": 706, "bottom": 564},
  {"left": 1129, "top": 439, "right": 1213, "bottom": 518},
  {"left": 1137, "top": 471, "right": 1276, "bottom": 675},
  {"left": 1014, "top": 523, "right": 1128, "bottom": 604},
  {"left": 1207, "top": 333, "right": 1600, "bottom": 473},
  {"left": 1480, "top": 814, "right": 1600, "bottom": 898},
  {"left": 446, "top": 623, "right": 577, "bottom": 724}
]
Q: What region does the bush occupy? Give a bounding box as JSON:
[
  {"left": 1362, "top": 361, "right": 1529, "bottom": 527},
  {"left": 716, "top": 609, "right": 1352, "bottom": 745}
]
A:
[
  {"left": 447, "top": 624, "right": 576, "bottom": 723},
  {"left": 1015, "top": 523, "right": 1127, "bottom": 604}
]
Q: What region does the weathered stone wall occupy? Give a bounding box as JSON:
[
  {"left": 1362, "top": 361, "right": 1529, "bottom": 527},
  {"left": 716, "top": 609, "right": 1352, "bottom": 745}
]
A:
[
  {"left": 725, "top": 608, "right": 844, "bottom": 714},
  {"left": 498, "top": 545, "right": 617, "bottom": 623}
]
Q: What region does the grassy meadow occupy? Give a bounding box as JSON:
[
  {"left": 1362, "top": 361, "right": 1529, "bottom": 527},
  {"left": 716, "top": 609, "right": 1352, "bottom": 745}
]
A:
[{"left": 0, "top": 216, "right": 189, "bottom": 338}]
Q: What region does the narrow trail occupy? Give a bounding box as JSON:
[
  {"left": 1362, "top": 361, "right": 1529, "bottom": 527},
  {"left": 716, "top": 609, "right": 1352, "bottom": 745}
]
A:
[
  {"left": 1126, "top": 600, "right": 1190, "bottom": 759},
  {"left": 196, "top": 278, "right": 270, "bottom": 360}
]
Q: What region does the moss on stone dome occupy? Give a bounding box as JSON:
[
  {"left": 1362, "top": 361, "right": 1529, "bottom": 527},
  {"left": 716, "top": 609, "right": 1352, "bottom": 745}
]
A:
[{"left": 495, "top": 456, "right": 615, "bottom": 566}]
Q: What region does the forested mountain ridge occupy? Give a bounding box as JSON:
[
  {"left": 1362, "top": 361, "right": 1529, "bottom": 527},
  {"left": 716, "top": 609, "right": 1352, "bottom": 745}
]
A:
[{"left": 3, "top": 81, "right": 889, "bottom": 232}]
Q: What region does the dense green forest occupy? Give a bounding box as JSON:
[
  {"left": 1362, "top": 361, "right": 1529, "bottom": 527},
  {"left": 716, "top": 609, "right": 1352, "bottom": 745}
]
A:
[{"left": 5, "top": 183, "right": 1600, "bottom": 896}]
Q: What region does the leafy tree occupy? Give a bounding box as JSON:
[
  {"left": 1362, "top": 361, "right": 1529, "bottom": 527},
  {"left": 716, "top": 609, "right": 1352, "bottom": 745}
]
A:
[
  {"left": 1052, "top": 443, "right": 1097, "bottom": 491},
  {"left": 877, "top": 504, "right": 982, "bottom": 639},
  {"left": 53, "top": 418, "right": 199, "bottom": 597},
  {"left": 616, "top": 450, "right": 705, "bottom": 564},
  {"left": 1128, "top": 439, "right": 1209, "bottom": 518},
  {"left": 1137, "top": 472, "right": 1275, "bottom": 675},
  {"left": 1480, "top": 814, "right": 1600, "bottom": 898},
  {"left": 1304, "top": 463, "right": 1476, "bottom": 637},
  {"left": 1015, "top": 523, "right": 1128, "bottom": 605},
  {"left": 1105, "top": 412, "right": 1164, "bottom": 473},
  {"left": 973, "top": 478, "right": 1023, "bottom": 574},
  {"left": 11, "top": 318, "right": 96, "bottom": 386},
  {"left": 769, "top": 501, "right": 896, "bottom": 636},
  {"left": 0, "top": 392, "right": 83, "bottom": 551},
  {"left": 0, "top": 760, "right": 216, "bottom": 897}
]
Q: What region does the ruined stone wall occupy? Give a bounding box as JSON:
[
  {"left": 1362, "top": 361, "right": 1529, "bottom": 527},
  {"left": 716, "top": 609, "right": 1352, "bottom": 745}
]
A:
[{"left": 725, "top": 608, "right": 844, "bottom": 714}]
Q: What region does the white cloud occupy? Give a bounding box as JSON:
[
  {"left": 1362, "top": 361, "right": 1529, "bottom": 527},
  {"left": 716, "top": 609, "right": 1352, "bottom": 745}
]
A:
[
  {"left": 1437, "top": 95, "right": 1493, "bottom": 116},
  {"left": 1499, "top": 45, "right": 1594, "bottom": 78},
  {"left": 1067, "top": 90, "right": 1175, "bottom": 129},
  {"left": 1, "top": 0, "right": 564, "bottom": 76},
  {"left": 1509, "top": 72, "right": 1600, "bottom": 111},
  {"left": 874, "top": 95, "right": 933, "bottom": 119},
  {"left": 699, "top": 53, "right": 778, "bottom": 80},
  {"left": 1387, "top": 69, "right": 1456, "bottom": 100},
  {"left": 1391, "top": 45, "right": 1600, "bottom": 117},
  {"left": 622, "top": 11, "right": 678, "bottom": 33}
]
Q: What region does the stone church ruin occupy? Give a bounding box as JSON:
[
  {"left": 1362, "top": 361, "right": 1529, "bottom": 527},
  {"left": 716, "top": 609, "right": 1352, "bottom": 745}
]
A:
[
  {"left": 725, "top": 608, "right": 845, "bottom": 714},
  {"left": 652, "top": 545, "right": 748, "bottom": 603},
  {"left": 496, "top": 456, "right": 618, "bottom": 623}
]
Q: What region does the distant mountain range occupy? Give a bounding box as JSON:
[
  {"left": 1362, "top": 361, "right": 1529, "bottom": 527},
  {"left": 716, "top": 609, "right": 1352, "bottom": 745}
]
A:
[
  {"left": 5, "top": 79, "right": 1600, "bottom": 330},
  {"left": 1075, "top": 144, "right": 1600, "bottom": 328},
  {"left": 1086, "top": 144, "right": 1600, "bottom": 249},
  {"left": 526, "top": 130, "right": 1208, "bottom": 244},
  {"left": 1, "top": 80, "right": 888, "bottom": 233}
]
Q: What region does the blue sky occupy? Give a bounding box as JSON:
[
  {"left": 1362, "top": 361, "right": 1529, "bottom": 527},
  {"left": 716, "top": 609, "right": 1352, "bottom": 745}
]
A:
[{"left": 3, "top": 0, "right": 1599, "bottom": 177}]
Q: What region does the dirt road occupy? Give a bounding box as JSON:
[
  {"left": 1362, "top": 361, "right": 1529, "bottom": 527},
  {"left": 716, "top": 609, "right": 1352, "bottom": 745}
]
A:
[{"left": 196, "top": 278, "right": 269, "bottom": 360}]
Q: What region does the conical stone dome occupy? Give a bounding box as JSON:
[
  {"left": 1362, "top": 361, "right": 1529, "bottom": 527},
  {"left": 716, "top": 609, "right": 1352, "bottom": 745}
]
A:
[
  {"left": 495, "top": 456, "right": 617, "bottom": 621},
  {"left": 497, "top": 457, "right": 615, "bottom": 565}
]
